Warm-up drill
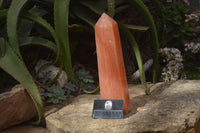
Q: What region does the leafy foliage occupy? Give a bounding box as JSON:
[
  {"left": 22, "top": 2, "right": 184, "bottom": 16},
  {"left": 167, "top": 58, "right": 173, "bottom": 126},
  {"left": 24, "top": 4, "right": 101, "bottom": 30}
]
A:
[
  {"left": 162, "top": 2, "right": 194, "bottom": 49},
  {"left": 75, "top": 69, "right": 94, "bottom": 84},
  {"left": 41, "top": 85, "right": 66, "bottom": 104},
  {"left": 75, "top": 69, "right": 96, "bottom": 92},
  {"left": 182, "top": 40, "right": 200, "bottom": 79},
  {"left": 65, "top": 81, "right": 79, "bottom": 92},
  {"left": 157, "top": 1, "right": 200, "bottom": 81}
]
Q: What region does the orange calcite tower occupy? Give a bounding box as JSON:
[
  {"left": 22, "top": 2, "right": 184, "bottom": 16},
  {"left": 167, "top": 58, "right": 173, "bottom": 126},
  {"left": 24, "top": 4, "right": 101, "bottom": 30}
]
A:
[{"left": 95, "top": 13, "right": 131, "bottom": 114}]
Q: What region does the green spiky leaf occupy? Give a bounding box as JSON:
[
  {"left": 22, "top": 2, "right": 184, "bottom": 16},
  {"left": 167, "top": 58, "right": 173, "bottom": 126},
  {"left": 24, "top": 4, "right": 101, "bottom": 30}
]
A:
[
  {"left": 0, "top": 37, "right": 6, "bottom": 57},
  {"left": 71, "top": 5, "right": 96, "bottom": 27},
  {"left": 80, "top": 1, "right": 104, "bottom": 15},
  {"left": 18, "top": 19, "right": 34, "bottom": 37},
  {"left": 125, "top": 0, "right": 159, "bottom": 83},
  {"left": 0, "top": 0, "right": 3, "bottom": 8},
  {"left": 107, "top": 0, "right": 115, "bottom": 18},
  {"left": 7, "top": 0, "right": 29, "bottom": 58},
  {"left": 125, "top": 24, "right": 149, "bottom": 31},
  {"left": 0, "top": 40, "right": 43, "bottom": 124},
  {"left": 115, "top": 4, "right": 129, "bottom": 14},
  {"left": 23, "top": 12, "right": 59, "bottom": 46},
  {"left": 152, "top": 0, "right": 165, "bottom": 44},
  {"left": 23, "top": 11, "right": 60, "bottom": 62},
  {"left": 54, "top": 0, "right": 76, "bottom": 84},
  {"left": 119, "top": 23, "right": 149, "bottom": 95},
  {"left": 19, "top": 37, "right": 57, "bottom": 53}
]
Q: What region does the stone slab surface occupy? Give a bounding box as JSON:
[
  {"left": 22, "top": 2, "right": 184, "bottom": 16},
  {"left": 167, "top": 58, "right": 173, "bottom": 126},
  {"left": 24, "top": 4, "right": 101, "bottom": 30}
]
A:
[
  {"left": 0, "top": 85, "right": 37, "bottom": 130},
  {"left": 45, "top": 80, "right": 200, "bottom": 133},
  {"left": 1, "top": 125, "right": 50, "bottom": 133}
]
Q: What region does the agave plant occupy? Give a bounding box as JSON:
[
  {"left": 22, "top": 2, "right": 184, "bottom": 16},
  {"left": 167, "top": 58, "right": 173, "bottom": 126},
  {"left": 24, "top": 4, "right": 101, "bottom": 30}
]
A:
[
  {"left": 0, "top": 0, "right": 44, "bottom": 124},
  {"left": 0, "top": 0, "right": 161, "bottom": 125},
  {"left": 0, "top": 0, "right": 75, "bottom": 124}
]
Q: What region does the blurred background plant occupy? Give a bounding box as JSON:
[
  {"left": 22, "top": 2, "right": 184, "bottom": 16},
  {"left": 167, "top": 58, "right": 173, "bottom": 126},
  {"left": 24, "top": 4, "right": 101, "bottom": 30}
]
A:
[
  {"left": 161, "top": 1, "right": 195, "bottom": 50},
  {"left": 183, "top": 40, "right": 200, "bottom": 79},
  {"left": 154, "top": 0, "right": 200, "bottom": 82}
]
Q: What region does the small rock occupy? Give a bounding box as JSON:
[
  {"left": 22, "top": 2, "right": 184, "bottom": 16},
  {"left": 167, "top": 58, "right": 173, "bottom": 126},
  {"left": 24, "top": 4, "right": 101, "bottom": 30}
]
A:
[
  {"left": 0, "top": 85, "right": 37, "bottom": 130},
  {"left": 57, "top": 71, "right": 68, "bottom": 88},
  {"left": 35, "top": 59, "right": 68, "bottom": 88}
]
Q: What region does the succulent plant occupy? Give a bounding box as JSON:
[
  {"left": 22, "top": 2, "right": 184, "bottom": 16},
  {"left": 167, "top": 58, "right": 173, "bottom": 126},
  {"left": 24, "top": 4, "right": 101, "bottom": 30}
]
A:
[{"left": 40, "top": 85, "right": 67, "bottom": 104}]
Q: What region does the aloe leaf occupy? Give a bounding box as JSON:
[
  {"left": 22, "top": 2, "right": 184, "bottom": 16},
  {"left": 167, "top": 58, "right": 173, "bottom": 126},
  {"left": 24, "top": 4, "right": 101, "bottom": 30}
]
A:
[
  {"left": 23, "top": 12, "right": 58, "bottom": 45},
  {"left": 152, "top": 0, "right": 165, "bottom": 44},
  {"left": 125, "top": 24, "right": 149, "bottom": 31},
  {"left": 18, "top": 7, "right": 47, "bottom": 37},
  {"left": 80, "top": 0, "right": 125, "bottom": 16},
  {"left": 54, "top": 0, "right": 76, "bottom": 84},
  {"left": 72, "top": 5, "right": 96, "bottom": 27},
  {"left": 125, "top": 0, "right": 159, "bottom": 83},
  {"left": 80, "top": 1, "right": 104, "bottom": 15},
  {"left": 119, "top": 23, "right": 149, "bottom": 95},
  {"left": 23, "top": 12, "right": 60, "bottom": 62},
  {"left": 115, "top": 0, "right": 125, "bottom": 5},
  {"left": 0, "top": 9, "right": 7, "bottom": 19},
  {"left": 7, "top": 0, "right": 29, "bottom": 59},
  {"left": 0, "top": 37, "right": 6, "bottom": 57},
  {"left": 18, "top": 19, "right": 34, "bottom": 37},
  {"left": 0, "top": 0, "right": 3, "bottom": 8},
  {"left": 83, "top": 86, "right": 100, "bottom": 94},
  {"left": 18, "top": 37, "right": 57, "bottom": 53},
  {"left": 29, "top": 6, "right": 48, "bottom": 16},
  {"left": 69, "top": 24, "right": 94, "bottom": 33},
  {"left": 115, "top": 4, "right": 130, "bottom": 14},
  {"left": 0, "top": 41, "right": 43, "bottom": 124},
  {"left": 107, "top": 0, "right": 115, "bottom": 18}
]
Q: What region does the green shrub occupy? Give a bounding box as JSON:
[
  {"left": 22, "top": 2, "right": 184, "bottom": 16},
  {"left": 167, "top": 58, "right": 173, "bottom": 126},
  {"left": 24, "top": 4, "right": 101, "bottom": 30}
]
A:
[
  {"left": 162, "top": 2, "right": 194, "bottom": 49},
  {"left": 75, "top": 69, "right": 96, "bottom": 92},
  {"left": 41, "top": 85, "right": 67, "bottom": 104}
]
